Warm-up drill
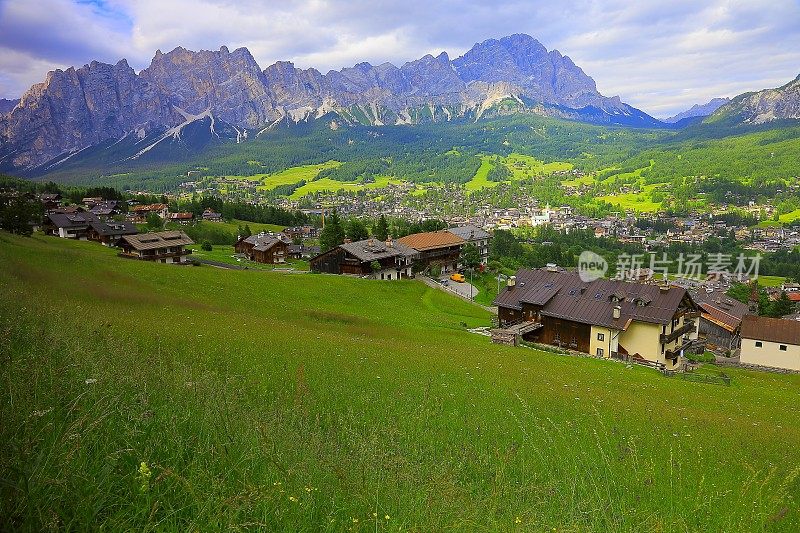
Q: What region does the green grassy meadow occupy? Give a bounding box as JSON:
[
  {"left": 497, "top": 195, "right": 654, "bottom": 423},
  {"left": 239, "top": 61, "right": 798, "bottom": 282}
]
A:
[{"left": 2, "top": 233, "right": 800, "bottom": 531}]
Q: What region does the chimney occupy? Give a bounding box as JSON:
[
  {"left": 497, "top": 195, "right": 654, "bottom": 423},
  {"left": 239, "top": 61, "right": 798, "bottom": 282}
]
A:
[
  {"left": 344, "top": 238, "right": 352, "bottom": 244},
  {"left": 612, "top": 305, "right": 621, "bottom": 319},
  {"left": 659, "top": 284, "right": 669, "bottom": 293},
  {"left": 368, "top": 238, "right": 374, "bottom": 246},
  {"left": 386, "top": 235, "right": 393, "bottom": 248},
  {"left": 507, "top": 276, "right": 516, "bottom": 291}
]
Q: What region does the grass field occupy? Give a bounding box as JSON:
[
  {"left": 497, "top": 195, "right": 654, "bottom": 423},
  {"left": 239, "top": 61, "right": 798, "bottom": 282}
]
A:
[
  {"left": 289, "top": 176, "right": 404, "bottom": 199},
  {"left": 188, "top": 244, "right": 309, "bottom": 271},
  {"left": 223, "top": 161, "right": 342, "bottom": 189},
  {"left": 465, "top": 154, "right": 573, "bottom": 193},
  {"left": 2, "top": 233, "right": 800, "bottom": 531}
]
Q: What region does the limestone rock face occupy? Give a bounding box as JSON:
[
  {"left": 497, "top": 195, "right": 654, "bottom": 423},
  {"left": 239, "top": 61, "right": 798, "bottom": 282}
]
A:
[
  {"left": 139, "top": 46, "right": 279, "bottom": 127},
  {"left": 1, "top": 34, "right": 666, "bottom": 169},
  {"left": 1, "top": 59, "right": 171, "bottom": 168},
  {"left": 711, "top": 75, "right": 800, "bottom": 125}
]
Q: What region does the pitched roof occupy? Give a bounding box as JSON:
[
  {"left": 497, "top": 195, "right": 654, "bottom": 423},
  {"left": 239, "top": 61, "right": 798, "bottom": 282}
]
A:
[
  {"left": 494, "top": 268, "right": 694, "bottom": 329},
  {"left": 398, "top": 230, "right": 465, "bottom": 251},
  {"left": 339, "top": 238, "right": 418, "bottom": 262},
  {"left": 241, "top": 233, "right": 287, "bottom": 252},
  {"left": 741, "top": 315, "right": 800, "bottom": 345},
  {"left": 88, "top": 220, "right": 138, "bottom": 237},
  {"left": 120, "top": 231, "right": 193, "bottom": 250},
  {"left": 47, "top": 211, "right": 99, "bottom": 229},
  {"left": 448, "top": 224, "right": 490, "bottom": 241}
]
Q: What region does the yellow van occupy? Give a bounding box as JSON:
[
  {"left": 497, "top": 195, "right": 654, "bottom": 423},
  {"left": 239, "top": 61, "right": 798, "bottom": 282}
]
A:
[{"left": 450, "top": 273, "right": 465, "bottom": 283}]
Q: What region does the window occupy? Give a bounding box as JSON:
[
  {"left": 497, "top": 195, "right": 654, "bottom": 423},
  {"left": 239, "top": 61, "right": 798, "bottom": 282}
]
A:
[
  {"left": 780, "top": 345, "right": 787, "bottom": 351},
  {"left": 755, "top": 341, "right": 763, "bottom": 348},
  {"left": 597, "top": 333, "right": 605, "bottom": 341},
  {"left": 596, "top": 348, "right": 604, "bottom": 358}
]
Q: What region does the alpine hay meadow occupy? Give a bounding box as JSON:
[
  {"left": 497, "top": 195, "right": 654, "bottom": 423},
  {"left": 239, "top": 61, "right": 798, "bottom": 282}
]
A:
[{"left": 1, "top": 233, "right": 800, "bottom": 531}]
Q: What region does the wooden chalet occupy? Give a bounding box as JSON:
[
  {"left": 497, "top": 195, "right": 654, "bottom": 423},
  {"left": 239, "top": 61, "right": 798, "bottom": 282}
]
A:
[
  {"left": 201, "top": 208, "right": 223, "bottom": 222},
  {"left": 310, "top": 238, "right": 417, "bottom": 279},
  {"left": 494, "top": 268, "right": 700, "bottom": 369},
  {"left": 118, "top": 231, "right": 194, "bottom": 263},
  {"left": 397, "top": 230, "right": 465, "bottom": 272},
  {"left": 692, "top": 291, "right": 748, "bottom": 353},
  {"left": 447, "top": 225, "right": 491, "bottom": 264},
  {"left": 234, "top": 233, "right": 290, "bottom": 264},
  {"left": 86, "top": 220, "right": 138, "bottom": 246},
  {"left": 44, "top": 211, "right": 99, "bottom": 239},
  {"left": 167, "top": 212, "right": 195, "bottom": 225}
]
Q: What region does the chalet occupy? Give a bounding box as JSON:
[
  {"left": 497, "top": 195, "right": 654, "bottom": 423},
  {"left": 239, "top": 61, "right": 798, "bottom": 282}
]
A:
[
  {"left": 44, "top": 211, "right": 99, "bottom": 239},
  {"left": 234, "top": 233, "right": 290, "bottom": 264},
  {"left": 89, "top": 201, "right": 121, "bottom": 219},
  {"left": 130, "top": 203, "right": 169, "bottom": 222},
  {"left": 740, "top": 315, "right": 800, "bottom": 371},
  {"left": 310, "top": 238, "right": 417, "bottom": 279},
  {"left": 118, "top": 231, "right": 194, "bottom": 263},
  {"left": 167, "top": 212, "right": 195, "bottom": 225},
  {"left": 38, "top": 193, "right": 62, "bottom": 211},
  {"left": 447, "top": 225, "right": 491, "bottom": 265},
  {"left": 692, "top": 291, "right": 748, "bottom": 352},
  {"left": 494, "top": 268, "right": 700, "bottom": 369},
  {"left": 201, "top": 208, "right": 223, "bottom": 222},
  {"left": 284, "top": 225, "right": 320, "bottom": 240},
  {"left": 288, "top": 244, "right": 321, "bottom": 260},
  {"left": 397, "top": 230, "right": 465, "bottom": 273},
  {"left": 86, "top": 220, "right": 138, "bottom": 246}
]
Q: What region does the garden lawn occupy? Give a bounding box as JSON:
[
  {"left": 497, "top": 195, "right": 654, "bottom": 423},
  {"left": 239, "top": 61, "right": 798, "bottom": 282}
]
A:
[{"left": 1, "top": 232, "right": 800, "bottom": 531}]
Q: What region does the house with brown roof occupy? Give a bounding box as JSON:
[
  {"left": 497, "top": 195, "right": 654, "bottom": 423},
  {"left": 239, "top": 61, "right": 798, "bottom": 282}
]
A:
[
  {"left": 118, "top": 231, "right": 194, "bottom": 263},
  {"left": 740, "top": 315, "right": 800, "bottom": 371},
  {"left": 234, "top": 233, "right": 290, "bottom": 264},
  {"left": 310, "top": 237, "right": 417, "bottom": 279},
  {"left": 692, "top": 291, "right": 748, "bottom": 353},
  {"left": 167, "top": 212, "right": 194, "bottom": 225},
  {"left": 397, "top": 230, "right": 465, "bottom": 273},
  {"left": 494, "top": 268, "right": 700, "bottom": 369},
  {"left": 130, "top": 203, "right": 169, "bottom": 222}
]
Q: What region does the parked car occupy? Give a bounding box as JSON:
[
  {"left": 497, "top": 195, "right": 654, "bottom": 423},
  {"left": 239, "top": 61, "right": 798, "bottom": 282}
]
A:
[{"left": 450, "top": 273, "right": 465, "bottom": 283}]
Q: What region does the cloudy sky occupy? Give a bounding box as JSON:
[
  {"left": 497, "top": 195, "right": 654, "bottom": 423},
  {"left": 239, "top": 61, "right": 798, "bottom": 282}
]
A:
[{"left": 1, "top": 0, "right": 799, "bottom": 117}]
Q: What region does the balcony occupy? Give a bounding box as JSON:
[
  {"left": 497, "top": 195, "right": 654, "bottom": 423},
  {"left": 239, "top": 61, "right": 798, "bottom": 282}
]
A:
[
  {"left": 119, "top": 249, "right": 192, "bottom": 261},
  {"left": 665, "top": 339, "right": 696, "bottom": 359},
  {"left": 660, "top": 320, "right": 696, "bottom": 344}
]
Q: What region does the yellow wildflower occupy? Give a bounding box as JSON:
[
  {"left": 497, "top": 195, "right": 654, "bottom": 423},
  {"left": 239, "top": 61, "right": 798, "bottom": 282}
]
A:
[{"left": 515, "top": 516, "right": 522, "bottom": 524}]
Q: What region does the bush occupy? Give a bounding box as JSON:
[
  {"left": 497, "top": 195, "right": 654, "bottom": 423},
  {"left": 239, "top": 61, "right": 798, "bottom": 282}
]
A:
[{"left": 201, "top": 240, "right": 213, "bottom": 252}]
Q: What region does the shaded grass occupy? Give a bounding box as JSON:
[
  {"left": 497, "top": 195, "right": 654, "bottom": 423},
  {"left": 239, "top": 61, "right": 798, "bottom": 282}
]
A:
[{"left": 1, "top": 233, "right": 800, "bottom": 531}]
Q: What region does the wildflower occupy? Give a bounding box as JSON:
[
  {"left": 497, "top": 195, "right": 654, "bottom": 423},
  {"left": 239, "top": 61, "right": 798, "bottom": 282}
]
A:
[
  {"left": 352, "top": 517, "right": 359, "bottom": 523},
  {"left": 373, "top": 512, "right": 378, "bottom": 518},
  {"left": 289, "top": 496, "right": 298, "bottom": 502},
  {"left": 305, "top": 486, "right": 311, "bottom": 492},
  {"left": 385, "top": 515, "right": 390, "bottom": 520},
  {"left": 515, "top": 517, "right": 522, "bottom": 524},
  {"left": 85, "top": 378, "right": 97, "bottom": 385},
  {"left": 137, "top": 461, "right": 152, "bottom": 492}
]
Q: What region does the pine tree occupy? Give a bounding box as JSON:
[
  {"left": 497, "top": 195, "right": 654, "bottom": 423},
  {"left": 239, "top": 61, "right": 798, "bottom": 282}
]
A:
[
  {"left": 319, "top": 211, "right": 345, "bottom": 252},
  {"left": 374, "top": 214, "right": 389, "bottom": 241}
]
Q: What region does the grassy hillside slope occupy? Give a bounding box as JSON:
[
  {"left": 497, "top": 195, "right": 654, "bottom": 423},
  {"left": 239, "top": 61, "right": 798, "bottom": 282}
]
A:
[{"left": 1, "top": 233, "right": 799, "bottom": 531}]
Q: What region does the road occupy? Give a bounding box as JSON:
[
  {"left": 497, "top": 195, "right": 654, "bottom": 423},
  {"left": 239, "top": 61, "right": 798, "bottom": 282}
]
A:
[{"left": 438, "top": 274, "right": 479, "bottom": 300}]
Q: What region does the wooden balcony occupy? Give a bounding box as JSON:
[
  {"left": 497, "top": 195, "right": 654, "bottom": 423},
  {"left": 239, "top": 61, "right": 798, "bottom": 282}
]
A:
[{"left": 661, "top": 320, "right": 695, "bottom": 344}]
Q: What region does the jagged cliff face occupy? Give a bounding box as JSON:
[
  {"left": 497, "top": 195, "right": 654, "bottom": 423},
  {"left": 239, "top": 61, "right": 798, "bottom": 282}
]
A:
[
  {"left": 0, "top": 60, "right": 172, "bottom": 168},
  {"left": 140, "top": 46, "right": 279, "bottom": 127},
  {"left": 0, "top": 33, "right": 659, "bottom": 170},
  {"left": 710, "top": 75, "right": 800, "bottom": 125}
]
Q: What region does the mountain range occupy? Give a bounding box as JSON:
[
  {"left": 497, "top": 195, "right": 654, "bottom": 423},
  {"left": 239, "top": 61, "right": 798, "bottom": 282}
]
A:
[
  {"left": 0, "top": 34, "right": 661, "bottom": 171},
  {"left": 1, "top": 33, "right": 798, "bottom": 175},
  {"left": 664, "top": 98, "right": 730, "bottom": 124}
]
